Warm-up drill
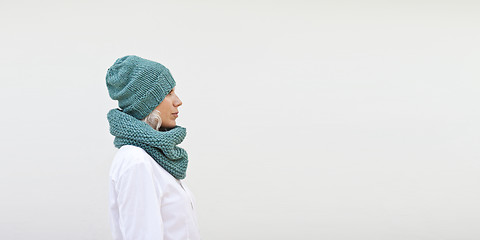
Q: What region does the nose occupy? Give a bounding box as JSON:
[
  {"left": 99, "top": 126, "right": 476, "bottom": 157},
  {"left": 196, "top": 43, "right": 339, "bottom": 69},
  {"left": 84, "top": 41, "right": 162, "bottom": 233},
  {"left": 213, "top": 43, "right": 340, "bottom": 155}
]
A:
[{"left": 174, "top": 94, "right": 182, "bottom": 107}]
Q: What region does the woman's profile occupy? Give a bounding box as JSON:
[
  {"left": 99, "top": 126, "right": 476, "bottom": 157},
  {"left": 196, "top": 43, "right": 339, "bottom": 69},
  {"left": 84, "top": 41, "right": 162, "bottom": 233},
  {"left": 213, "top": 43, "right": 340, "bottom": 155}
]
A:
[{"left": 105, "top": 55, "right": 200, "bottom": 240}]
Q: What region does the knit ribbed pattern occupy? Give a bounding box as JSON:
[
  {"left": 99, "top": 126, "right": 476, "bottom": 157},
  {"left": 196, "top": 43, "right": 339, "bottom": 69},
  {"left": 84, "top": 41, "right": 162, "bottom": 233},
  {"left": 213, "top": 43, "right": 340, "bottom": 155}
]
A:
[
  {"left": 106, "top": 55, "right": 176, "bottom": 120},
  {"left": 107, "top": 108, "right": 189, "bottom": 179}
]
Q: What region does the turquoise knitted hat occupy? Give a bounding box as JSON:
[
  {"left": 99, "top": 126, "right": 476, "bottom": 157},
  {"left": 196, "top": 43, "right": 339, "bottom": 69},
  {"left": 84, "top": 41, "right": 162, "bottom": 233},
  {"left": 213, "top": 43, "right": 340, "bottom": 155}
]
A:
[{"left": 106, "top": 55, "right": 176, "bottom": 120}]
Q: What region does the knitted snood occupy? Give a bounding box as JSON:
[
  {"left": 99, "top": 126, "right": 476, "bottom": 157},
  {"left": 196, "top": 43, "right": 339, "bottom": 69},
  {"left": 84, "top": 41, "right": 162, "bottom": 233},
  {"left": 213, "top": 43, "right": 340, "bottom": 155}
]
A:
[{"left": 107, "top": 108, "right": 189, "bottom": 179}]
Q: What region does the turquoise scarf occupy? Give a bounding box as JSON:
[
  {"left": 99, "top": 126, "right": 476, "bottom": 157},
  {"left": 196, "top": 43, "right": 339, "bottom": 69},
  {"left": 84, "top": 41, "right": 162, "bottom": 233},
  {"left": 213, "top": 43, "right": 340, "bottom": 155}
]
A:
[{"left": 107, "top": 108, "right": 189, "bottom": 179}]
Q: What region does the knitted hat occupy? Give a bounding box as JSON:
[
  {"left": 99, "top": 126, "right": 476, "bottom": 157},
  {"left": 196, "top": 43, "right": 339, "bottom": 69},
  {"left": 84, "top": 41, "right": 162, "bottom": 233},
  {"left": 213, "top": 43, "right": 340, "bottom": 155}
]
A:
[{"left": 106, "top": 55, "right": 176, "bottom": 120}]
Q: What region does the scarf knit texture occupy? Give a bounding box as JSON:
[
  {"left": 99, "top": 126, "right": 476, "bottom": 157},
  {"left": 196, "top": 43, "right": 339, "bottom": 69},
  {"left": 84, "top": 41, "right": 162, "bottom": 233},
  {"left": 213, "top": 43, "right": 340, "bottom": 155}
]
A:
[{"left": 107, "top": 108, "right": 189, "bottom": 179}]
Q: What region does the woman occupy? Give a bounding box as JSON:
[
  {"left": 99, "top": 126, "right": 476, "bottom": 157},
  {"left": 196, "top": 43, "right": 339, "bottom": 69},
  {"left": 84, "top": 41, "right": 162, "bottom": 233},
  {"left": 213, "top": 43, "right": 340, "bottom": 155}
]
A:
[{"left": 105, "top": 55, "right": 200, "bottom": 240}]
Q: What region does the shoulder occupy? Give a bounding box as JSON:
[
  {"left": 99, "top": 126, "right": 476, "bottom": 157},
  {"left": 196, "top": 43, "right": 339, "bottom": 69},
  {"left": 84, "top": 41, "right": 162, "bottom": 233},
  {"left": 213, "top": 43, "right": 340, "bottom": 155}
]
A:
[
  {"left": 117, "top": 145, "right": 150, "bottom": 159},
  {"left": 109, "top": 145, "right": 154, "bottom": 181}
]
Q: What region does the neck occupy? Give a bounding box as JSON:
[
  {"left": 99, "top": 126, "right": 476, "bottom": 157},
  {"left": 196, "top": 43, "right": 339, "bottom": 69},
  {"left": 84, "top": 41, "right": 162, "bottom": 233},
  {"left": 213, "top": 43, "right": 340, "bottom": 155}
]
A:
[{"left": 159, "top": 126, "right": 173, "bottom": 132}]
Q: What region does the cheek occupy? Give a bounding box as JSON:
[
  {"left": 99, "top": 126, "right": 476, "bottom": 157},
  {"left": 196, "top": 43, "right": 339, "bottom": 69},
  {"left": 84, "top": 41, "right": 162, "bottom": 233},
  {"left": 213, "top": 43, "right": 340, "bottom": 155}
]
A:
[
  {"left": 159, "top": 105, "right": 172, "bottom": 118},
  {"left": 157, "top": 99, "right": 171, "bottom": 112}
]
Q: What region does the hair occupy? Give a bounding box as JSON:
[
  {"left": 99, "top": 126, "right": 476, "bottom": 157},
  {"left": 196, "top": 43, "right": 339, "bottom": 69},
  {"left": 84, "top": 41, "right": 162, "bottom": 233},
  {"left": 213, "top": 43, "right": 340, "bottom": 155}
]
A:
[{"left": 142, "top": 109, "right": 162, "bottom": 131}]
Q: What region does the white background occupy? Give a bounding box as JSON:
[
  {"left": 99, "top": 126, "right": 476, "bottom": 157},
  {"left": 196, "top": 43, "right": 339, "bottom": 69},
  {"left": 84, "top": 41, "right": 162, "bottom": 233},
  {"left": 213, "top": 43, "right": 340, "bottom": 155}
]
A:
[{"left": 1, "top": 0, "right": 479, "bottom": 239}]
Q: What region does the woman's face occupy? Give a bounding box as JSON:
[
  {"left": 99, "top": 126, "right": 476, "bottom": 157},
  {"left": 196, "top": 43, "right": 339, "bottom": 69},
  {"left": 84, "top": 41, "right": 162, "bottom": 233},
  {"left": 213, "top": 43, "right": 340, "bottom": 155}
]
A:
[{"left": 154, "top": 87, "right": 182, "bottom": 128}]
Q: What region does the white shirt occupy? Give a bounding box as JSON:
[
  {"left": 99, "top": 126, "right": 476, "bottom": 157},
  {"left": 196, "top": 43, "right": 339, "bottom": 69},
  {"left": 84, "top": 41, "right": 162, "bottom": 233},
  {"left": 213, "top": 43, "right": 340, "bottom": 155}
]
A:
[{"left": 108, "top": 145, "right": 201, "bottom": 240}]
